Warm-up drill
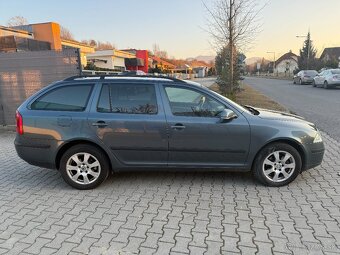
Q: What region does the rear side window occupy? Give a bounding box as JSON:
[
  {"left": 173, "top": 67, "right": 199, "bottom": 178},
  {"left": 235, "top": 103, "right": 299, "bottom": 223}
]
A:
[
  {"left": 31, "top": 85, "right": 93, "bottom": 111},
  {"left": 97, "top": 83, "right": 158, "bottom": 114}
]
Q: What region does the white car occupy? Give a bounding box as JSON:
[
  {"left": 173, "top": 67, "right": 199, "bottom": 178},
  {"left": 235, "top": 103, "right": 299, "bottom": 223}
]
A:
[{"left": 313, "top": 69, "right": 340, "bottom": 89}]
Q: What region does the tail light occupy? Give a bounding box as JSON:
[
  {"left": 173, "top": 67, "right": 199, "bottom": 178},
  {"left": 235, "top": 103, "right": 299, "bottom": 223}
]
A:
[{"left": 16, "top": 111, "right": 24, "bottom": 135}]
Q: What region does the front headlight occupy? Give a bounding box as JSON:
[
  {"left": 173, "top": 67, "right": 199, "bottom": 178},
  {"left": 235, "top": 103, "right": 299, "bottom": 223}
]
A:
[{"left": 313, "top": 132, "right": 323, "bottom": 143}]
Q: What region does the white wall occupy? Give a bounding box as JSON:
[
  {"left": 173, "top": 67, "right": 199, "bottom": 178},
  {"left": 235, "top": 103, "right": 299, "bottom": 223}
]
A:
[{"left": 275, "top": 59, "right": 298, "bottom": 74}]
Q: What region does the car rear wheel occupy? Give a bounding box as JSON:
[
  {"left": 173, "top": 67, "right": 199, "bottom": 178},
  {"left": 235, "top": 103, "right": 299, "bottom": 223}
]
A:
[
  {"left": 299, "top": 79, "right": 303, "bottom": 85},
  {"left": 312, "top": 80, "right": 316, "bottom": 87},
  {"left": 253, "top": 143, "right": 302, "bottom": 186},
  {"left": 323, "top": 81, "right": 329, "bottom": 89},
  {"left": 60, "top": 144, "right": 110, "bottom": 189}
]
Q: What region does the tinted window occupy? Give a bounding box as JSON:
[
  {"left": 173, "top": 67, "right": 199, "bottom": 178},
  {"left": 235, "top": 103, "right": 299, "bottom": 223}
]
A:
[
  {"left": 31, "top": 85, "right": 93, "bottom": 111},
  {"left": 331, "top": 69, "right": 340, "bottom": 74},
  {"left": 164, "top": 86, "right": 226, "bottom": 117},
  {"left": 97, "top": 84, "right": 158, "bottom": 114}
]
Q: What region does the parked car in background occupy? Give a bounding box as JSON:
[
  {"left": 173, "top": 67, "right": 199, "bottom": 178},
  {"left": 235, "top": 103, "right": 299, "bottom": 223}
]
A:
[
  {"left": 313, "top": 69, "right": 340, "bottom": 89},
  {"left": 293, "top": 70, "right": 318, "bottom": 85},
  {"left": 15, "top": 75, "right": 324, "bottom": 189}
]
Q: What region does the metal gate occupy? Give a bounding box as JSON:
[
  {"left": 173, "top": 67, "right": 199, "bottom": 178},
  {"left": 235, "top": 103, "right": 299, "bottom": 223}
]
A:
[{"left": 0, "top": 49, "right": 81, "bottom": 125}]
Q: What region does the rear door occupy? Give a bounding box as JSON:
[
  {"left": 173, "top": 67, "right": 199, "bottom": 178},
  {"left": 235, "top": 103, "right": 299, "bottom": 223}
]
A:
[
  {"left": 88, "top": 81, "right": 168, "bottom": 167},
  {"left": 160, "top": 84, "right": 250, "bottom": 167}
]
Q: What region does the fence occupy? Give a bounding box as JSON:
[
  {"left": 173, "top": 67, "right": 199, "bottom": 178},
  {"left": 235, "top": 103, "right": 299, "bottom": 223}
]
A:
[{"left": 0, "top": 49, "right": 81, "bottom": 125}]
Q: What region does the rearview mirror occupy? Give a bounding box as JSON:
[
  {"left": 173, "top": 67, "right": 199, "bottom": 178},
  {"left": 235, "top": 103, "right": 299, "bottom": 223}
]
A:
[{"left": 219, "top": 109, "right": 237, "bottom": 122}]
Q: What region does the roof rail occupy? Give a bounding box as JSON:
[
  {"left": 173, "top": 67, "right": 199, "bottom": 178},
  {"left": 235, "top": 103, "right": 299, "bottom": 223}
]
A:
[{"left": 63, "top": 74, "right": 186, "bottom": 83}]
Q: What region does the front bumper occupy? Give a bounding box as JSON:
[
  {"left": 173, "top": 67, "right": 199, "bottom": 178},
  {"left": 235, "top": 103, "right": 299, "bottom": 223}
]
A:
[{"left": 303, "top": 141, "right": 325, "bottom": 171}]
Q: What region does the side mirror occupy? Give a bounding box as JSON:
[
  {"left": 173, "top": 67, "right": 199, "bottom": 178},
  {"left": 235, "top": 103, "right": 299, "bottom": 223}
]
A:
[{"left": 219, "top": 109, "right": 237, "bottom": 123}]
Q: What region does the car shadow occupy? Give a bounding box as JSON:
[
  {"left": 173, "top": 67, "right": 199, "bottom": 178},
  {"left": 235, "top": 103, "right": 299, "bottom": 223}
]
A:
[{"left": 10, "top": 165, "right": 257, "bottom": 191}]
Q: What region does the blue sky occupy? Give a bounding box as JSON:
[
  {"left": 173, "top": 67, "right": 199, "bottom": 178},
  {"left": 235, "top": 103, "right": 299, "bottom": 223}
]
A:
[{"left": 1, "top": 0, "right": 340, "bottom": 59}]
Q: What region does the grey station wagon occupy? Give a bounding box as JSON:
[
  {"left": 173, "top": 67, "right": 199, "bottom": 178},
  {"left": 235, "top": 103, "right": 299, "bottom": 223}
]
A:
[{"left": 15, "top": 75, "right": 325, "bottom": 189}]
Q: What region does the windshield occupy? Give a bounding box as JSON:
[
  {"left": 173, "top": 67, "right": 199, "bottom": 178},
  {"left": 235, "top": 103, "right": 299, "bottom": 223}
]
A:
[
  {"left": 331, "top": 69, "right": 340, "bottom": 74},
  {"left": 304, "top": 70, "right": 318, "bottom": 75}
]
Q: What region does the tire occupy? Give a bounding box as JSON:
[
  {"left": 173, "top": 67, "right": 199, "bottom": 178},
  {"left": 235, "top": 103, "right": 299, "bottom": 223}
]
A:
[
  {"left": 323, "top": 81, "right": 329, "bottom": 89},
  {"left": 312, "top": 80, "right": 316, "bottom": 87},
  {"left": 293, "top": 79, "right": 296, "bottom": 84},
  {"left": 60, "top": 144, "right": 110, "bottom": 189},
  {"left": 299, "top": 79, "right": 303, "bottom": 85},
  {"left": 253, "top": 142, "right": 302, "bottom": 187}
]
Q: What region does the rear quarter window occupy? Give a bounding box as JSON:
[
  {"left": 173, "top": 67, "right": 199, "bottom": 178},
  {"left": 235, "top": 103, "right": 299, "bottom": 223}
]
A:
[{"left": 31, "top": 84, "right": 93, "bottom": 111}]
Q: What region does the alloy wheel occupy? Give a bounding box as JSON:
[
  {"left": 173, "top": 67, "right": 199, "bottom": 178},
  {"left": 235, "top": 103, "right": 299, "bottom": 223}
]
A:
[
  {"left": 262, "top": 150, "right": 296, "bottom": 183},
  {"left": 66, "top": 152, "right": 101, "bottom": 185}
]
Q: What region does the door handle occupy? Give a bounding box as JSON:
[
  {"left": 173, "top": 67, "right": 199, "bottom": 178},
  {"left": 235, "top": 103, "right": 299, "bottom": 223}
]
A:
[
  {"left": 171, "top": 123, "right": 186, "bottom": 130},
  {"left": 92, "top": 121, "right": 108, "bottom": 128}
]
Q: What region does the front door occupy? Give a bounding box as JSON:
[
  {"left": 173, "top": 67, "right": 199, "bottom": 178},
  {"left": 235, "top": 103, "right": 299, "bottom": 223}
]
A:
[
  {"left": 160, "top": 85, "right": 250, "bottom": 167},
  {"left": 88, "top": 82, "right": 168, "bottom": 166}
]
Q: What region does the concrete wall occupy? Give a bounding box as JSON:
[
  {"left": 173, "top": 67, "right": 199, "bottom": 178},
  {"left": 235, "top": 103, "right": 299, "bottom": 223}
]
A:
[{"left": 0, "top": 49, "right": 80, "bottom": 125}]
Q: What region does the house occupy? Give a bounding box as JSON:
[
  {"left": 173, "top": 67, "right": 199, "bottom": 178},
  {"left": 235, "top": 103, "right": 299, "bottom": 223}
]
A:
[
  {"left": 320, "top": 47, "right": 340, "bottom": 66},
  {"left": 0, "top": 25, "right": 50, "bottom": 52},
  {"left": 121, "top": 49, "right": 150, "bottom": 73},
  {"left": 149, "top": 56, "right": 176, "bottom": 72},
  {"left": 0, "top": 22, "right": 95, "bottom": 66},
  {"left": 274, "top": 51, "right": 298, "bottom": 74},
  {"left": 86, "top": 50, "right": 136, "bottom": 72}
]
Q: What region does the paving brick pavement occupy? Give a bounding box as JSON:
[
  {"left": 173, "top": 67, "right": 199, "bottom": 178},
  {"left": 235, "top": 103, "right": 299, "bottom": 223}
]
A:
[{"left": 0, "top": 130, "right": 340, "bottom": 254}]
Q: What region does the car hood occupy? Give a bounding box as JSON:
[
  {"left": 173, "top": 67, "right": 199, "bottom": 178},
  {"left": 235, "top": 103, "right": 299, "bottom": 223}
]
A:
[{"left": 256, "top": 108, "right": 317, "bottom": 129}]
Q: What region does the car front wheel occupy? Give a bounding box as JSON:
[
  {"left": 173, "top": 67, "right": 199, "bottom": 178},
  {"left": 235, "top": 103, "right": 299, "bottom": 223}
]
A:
[
  {"left": 253, "top": 143, "right": 302, "bottom": 186},
  {"left": 60, "top": 144, "right": 110, "bottom": 189}
]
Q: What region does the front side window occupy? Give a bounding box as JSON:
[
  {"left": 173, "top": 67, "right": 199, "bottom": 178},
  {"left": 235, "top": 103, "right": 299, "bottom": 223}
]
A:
[
  {"left": 31, "top": 84, "right": 93, "bottom": 111},
  {"left": 164, "top": 86, "right": 226, "bottom": 117},
  {"left": 97, "top": 83, "right": 158, "bottom": 114}
]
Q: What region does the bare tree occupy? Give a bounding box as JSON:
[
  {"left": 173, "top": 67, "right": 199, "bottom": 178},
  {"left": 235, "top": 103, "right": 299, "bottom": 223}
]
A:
[
  {"left": 96, "top": 41, "right": 115, "bottom": 50},
  {"left": 7, "top": 16, "right": 28, "bottom": 27},
  {"left": 152, "top": 43, "right": 168, "bottom": 59},
  {"left": 81, "top": 39, "right": 115, "bottom": 50},
  {"left": 60, "top": 26, "right": 74, "bottom": 40},
  {"left": 204, "top": 0, "right": 265, "bottom": 94}
]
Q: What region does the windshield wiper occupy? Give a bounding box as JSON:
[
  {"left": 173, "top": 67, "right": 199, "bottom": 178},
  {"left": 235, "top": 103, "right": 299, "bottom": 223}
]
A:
[{"left": 243, "top": 105, "right": 260, "bottom": 115}]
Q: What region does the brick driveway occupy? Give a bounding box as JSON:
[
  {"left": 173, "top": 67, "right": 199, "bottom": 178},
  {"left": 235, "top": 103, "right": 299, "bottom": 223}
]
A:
[{"left": 0, "top": 131, "right": 340, "bottom": 255}]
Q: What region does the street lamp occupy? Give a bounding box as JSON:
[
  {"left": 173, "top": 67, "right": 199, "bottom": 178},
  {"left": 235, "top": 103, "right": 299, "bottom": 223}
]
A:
[
  {"left": 296, "top": 34, "right": 310, "bottom": 69},
  {"left": 267, "top": 51, "right": 276, "bottom": 76}
]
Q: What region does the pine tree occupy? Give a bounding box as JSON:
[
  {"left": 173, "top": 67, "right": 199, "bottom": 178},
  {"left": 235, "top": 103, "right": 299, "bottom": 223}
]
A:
[
  {"left": 298, "top": 32, "right": 317, "bottom": 70},
  {"left": 215, "top": 46, "right": 242, "bottom": 97}
]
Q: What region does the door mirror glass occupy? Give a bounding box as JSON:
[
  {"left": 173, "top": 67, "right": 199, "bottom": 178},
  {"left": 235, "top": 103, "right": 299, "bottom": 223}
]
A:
[{"left": 219, "top": 109, "right": 237, "bottom": 122}]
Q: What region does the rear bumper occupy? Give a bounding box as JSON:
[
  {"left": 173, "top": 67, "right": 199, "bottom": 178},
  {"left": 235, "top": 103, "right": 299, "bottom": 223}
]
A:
[
  {"left": 15, "top": 137, "right": 56, "bottom": 169},
  {"left": 302, "top": 78, "right": 314, "bottom": 83},
  {"left": 328, "top": 80, "right": 340, "bottom": 86}
]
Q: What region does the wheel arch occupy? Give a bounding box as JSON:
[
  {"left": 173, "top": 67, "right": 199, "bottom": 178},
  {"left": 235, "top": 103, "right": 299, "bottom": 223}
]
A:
[
  {"left": 251, "top": 138, "right": 306, "bottom": 172},
  {"left": 55, "top": 139, "right": 112, "bottom": 171}
]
